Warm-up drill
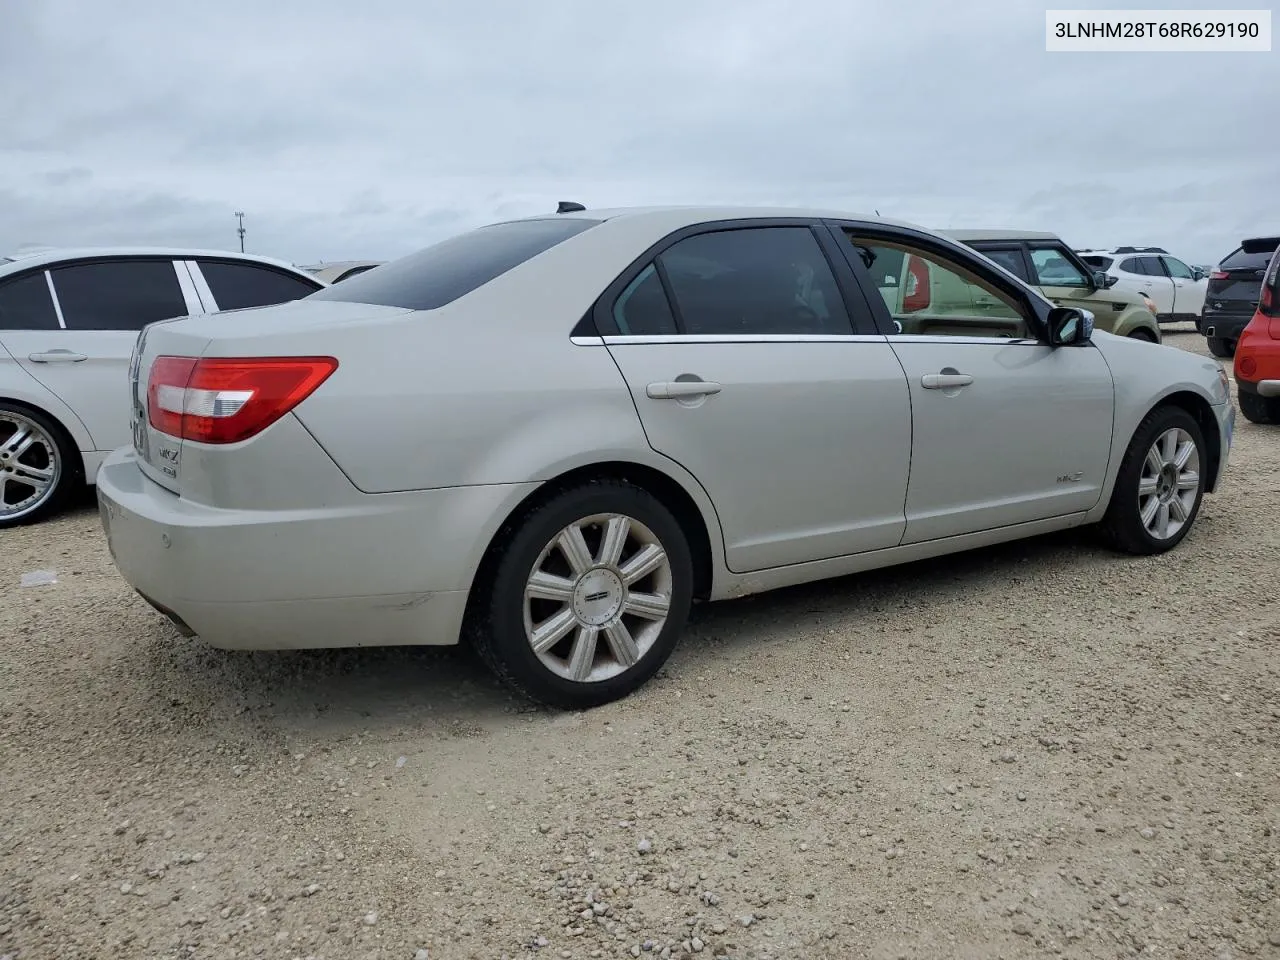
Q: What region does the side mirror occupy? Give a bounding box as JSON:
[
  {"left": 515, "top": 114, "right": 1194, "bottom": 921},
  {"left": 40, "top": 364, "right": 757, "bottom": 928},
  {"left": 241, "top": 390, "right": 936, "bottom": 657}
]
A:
[
  {"left": 1094, "top": 271, "right": 1118, "bottom": 289},
  {"left": 1047, "top": 306, "right": 1094, "bottom": 346},
  {"left": 1191, "top": 267, "right": 1206, "bottom": 281}
]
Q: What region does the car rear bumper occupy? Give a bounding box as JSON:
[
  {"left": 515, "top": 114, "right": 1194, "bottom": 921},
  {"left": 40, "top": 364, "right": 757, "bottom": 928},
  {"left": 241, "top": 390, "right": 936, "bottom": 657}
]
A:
[
  {"left": 1238, "top": 378, "right": 1280, "bottom": 398},
  {"left": 1201, "top": 313, "right": 1253, "bottom": 340},
  {"left": 95, "top": 446, "right": 536, "bottom": 650}
]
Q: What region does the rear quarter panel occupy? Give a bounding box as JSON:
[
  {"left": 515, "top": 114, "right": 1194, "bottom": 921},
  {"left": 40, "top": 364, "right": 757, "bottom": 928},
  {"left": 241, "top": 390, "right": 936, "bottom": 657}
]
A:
[{"left": 0, "top": 337, "right": 95, "bottom": 453}]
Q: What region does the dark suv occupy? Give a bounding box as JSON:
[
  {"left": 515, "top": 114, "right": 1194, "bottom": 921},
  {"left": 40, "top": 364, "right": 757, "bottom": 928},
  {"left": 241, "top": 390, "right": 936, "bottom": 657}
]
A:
[{"left": 1202, "top": 236, "right": 1280, "bottom": 358}]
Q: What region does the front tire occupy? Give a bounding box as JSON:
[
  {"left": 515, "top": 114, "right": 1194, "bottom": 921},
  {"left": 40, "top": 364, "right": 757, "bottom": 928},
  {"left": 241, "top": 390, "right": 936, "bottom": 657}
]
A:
[
  {"left": 1238, "top": 390, "right": 1280, "bottom": 425},
  {"left": 1127, "top": 329, "right": 1157, "bottom": 342},
  {"left": 1207, "top": 337, "right": 1235, "bottom": 358},
  {"left": 467, "top": 480, "right": 693, "bottom": 709},
  {"left": 0, "top": 403, "right": 77, "bottom": 529},
  {"left": 1099, "top": 406, "right": 1206, "bottom": 556}
]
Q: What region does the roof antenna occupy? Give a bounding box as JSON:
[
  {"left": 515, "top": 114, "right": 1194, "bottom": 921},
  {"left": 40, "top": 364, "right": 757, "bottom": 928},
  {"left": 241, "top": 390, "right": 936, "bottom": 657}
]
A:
[
  {"left": 875, "top": 209, "right": 881, "bottom": 216},
  {"left": 556, "top": 200, "right": 586, "bottom": 214}
]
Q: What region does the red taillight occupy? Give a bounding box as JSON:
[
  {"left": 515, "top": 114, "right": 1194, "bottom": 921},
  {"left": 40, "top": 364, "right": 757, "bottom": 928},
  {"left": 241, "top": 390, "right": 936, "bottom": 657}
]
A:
[
  {"left": 1260, "top": 284, "right": 1276, "bottom": 317},
  {"left": 902, "top": 255, "right": 931, "bottom": 312},
  {"left": 1210, "top": 270, "right": 1229, "bottom": 280},
  {"left": 147, "top": 356, "right": 338, "bottom": 444}
]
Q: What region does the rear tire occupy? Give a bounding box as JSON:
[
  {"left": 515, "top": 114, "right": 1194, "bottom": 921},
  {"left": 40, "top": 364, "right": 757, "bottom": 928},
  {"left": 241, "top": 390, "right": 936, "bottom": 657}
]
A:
[
  {"left": 0, "top": 402, "right": 79, "bottom": 529},
  {"left": 1207, "top": 337, "right": 1235, "bottom": 358},
  {"left": 1098, "top": 405, "right": 1206, "bottom": 556},
  {"left": 1238, "top": 390, "right": 1280, "bottom": 425},
  {"left": 467, "top": 479, "right": 693, "bottom": 709}
]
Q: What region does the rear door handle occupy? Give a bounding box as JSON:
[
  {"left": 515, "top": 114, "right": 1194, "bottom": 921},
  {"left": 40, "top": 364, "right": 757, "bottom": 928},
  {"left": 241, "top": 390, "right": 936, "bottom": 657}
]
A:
[
  {"left": 921, "top": 373, "right": 974, "bottom": 390},
  {"left": 646, "top": 380, "right": 722, "bottom": 399},
  {"left": 28, "top": 350, "right": 87, "bottom": 363}
]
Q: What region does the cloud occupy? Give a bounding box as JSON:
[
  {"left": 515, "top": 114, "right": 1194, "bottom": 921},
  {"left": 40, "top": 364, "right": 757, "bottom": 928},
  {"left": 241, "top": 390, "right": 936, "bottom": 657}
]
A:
[{"left": 0, "top": 0, "right": 1275, "bottom": 265}]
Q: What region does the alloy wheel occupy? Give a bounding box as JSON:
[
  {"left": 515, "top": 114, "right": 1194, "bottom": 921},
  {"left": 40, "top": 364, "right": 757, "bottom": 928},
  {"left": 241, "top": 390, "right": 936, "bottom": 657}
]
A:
[
  {"left": 1138, "top": 427, "right": 1200, "bottom": 541},
  {"left": 0, "top": 411, "right": 61, "bottom": 521},
  {"left": 522, "top": 513, "right": 673, "bottom": 683}
]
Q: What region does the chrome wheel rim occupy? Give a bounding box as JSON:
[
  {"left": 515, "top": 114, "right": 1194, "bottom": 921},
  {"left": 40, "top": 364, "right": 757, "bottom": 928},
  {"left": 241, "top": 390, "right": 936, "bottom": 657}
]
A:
[
  {"left": 0, "top": 411, "right": 60, "bottom": 520},
  {"left": 523, "top": 513, "right": 673, "bottom": 683},
  {"left": 1139, "top": 427, "right": 1200, "bottom": 541}
]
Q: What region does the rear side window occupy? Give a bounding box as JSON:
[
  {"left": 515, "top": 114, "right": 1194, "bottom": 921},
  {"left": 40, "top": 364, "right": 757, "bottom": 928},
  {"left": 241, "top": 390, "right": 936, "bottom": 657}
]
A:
[
  {"left": 310, "top": 217, "right": 601, "bottom": 311},
  {"left": 0, "top": 272, "right": 60, "bottom": 330},
  {"left": 977, "top": 247, "right": 1032, "bottom": 282},
  {"left": 1081, "top": 255, "right": 1113, "bottom": 270},
  {"left": 613, "top": 264, "right": 678, "bottom": 335},
  {"left": 1137, "top": 256, "right": 1165, "bottom": 276},
  {"left": 1220, "top": 247, "right": 1273, "bottom": 270},
  {"left": 198, "top": 261, "right": 321, "bottom": 311},
  {"left": 656, "top": 227, "right": 854, "bottom": 336},
  {"left": 50, "top": 260, "right": 188, "bottom": 331},
  {"left": 1119, "top": 257, "right": 1146, "bottom": 275}
]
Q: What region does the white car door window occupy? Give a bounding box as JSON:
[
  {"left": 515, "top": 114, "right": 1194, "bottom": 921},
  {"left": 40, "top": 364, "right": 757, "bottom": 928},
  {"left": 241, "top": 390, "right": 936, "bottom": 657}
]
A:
[
  {"left": 602, "top": 225, "right": 914, "bottom": 572},
  {"left": 840, "top": 231, "right": 1115, "bottom": 544},
  {"left": 20, "top": 259, "right": 192, "bottom": 452}
]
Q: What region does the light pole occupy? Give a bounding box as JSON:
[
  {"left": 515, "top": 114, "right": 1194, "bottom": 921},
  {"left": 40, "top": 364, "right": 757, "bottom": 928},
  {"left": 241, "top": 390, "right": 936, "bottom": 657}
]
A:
[{"left": 235, "top": 211, "right": 246, "bottom": 252}]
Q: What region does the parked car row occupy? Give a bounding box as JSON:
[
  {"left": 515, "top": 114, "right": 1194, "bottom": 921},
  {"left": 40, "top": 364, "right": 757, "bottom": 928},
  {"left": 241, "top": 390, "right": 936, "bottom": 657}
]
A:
[
  {"left": 1077, "top": 246, "right": 1208, "bottom": 324},
  {"left": 83, "top": 204, "right": 1236, "bottom": 709}
]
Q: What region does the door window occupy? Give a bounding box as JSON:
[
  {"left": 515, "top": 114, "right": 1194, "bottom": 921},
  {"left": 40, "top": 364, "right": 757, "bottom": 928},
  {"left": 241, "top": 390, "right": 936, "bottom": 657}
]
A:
[
  {"left": 1137, "top": 256, "right": 1166, "bottom": 277},
  {"left": 977, "top": 247, "right": 1033, "bottom": 283},
  {"left": 0, "top": 272, "right": 60, "bottom": 330},
  {"left": 50, "top": 260, "right": 188, "bottom": 331},
  {"left": 197, "top": 260, "right": 321, "bottom": 311},
  {"left": 1118, "top": 257, "right": 1144, "bottom": 274},
  {"left": 613, "top": 264, "right": 678, "bottom": 336},
  {"left": 1028, "top": 246, "right": 1090, "bottom": 287},
  {"left": 654, "top": 227, "right": 854, "bottom": 336},
  {"left": 841, "top": 233, "right": 1031, "bottom": 339},
  {"left": 1162, "top": 256, "right": 1194, "bottom": 279}
]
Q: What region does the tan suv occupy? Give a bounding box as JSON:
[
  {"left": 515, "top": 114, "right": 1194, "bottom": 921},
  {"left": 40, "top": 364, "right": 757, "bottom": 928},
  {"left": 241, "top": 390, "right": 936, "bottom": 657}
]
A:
[{"left": 944, "top": 230, "right": 1162, "bottom": 342}]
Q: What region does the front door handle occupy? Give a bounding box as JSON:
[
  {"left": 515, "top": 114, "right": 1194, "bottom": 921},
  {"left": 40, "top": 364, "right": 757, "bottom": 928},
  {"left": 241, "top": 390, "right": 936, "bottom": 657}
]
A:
[
  {"left": 28, "top": 350, "right": 88, "bottom": 363},
  {"left": 921, "top": 372, "right": 974, "bottom": 390},
  {"left": 646, "top": 380, "right": 722, "bottom": 400}
]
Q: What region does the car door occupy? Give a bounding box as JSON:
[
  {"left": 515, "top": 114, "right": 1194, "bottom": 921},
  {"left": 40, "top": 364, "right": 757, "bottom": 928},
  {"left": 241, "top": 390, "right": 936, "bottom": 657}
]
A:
[
  {"left": 830, "top": 225, "right": 1115, "bottom": 544},
  {"left": 597, "top": 221, "right": 913, "bottom": 573},
  {"left": 1127, "top": 255, "right": 1175, "bottom": 316},
  {"left": 1, "top": 258, "right": 199, "bottom": 452},
  {"left": 1160, "top": 255, "right": 1205, "bottom": 318},
  {"left": 187, "top": 258, "right": 322, "bottom": 311}
]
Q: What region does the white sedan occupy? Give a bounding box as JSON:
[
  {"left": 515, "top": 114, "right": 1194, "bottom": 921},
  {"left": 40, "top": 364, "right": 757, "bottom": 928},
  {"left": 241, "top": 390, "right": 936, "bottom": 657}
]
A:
[
  {"left": 96, "top": 206, "right": 1234, "bottom": 708},
  {"left": 0, "top": 247, "right": 324, "bottom": 526}
]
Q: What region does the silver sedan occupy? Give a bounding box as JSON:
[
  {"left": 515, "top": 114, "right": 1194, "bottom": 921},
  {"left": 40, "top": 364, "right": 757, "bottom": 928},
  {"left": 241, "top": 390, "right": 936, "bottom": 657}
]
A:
[{"left": 95, "top": 205, "right": 1235, "bottom": 708}]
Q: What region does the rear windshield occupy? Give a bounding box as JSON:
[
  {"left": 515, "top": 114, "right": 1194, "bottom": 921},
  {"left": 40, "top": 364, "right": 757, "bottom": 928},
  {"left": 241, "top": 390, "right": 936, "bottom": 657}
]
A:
[
  {"left": 1219, "top": 247, "right": 1273, "bottom": 270},
  {"left": 309, "top": 217, "right": 600, "bottom": 310}
]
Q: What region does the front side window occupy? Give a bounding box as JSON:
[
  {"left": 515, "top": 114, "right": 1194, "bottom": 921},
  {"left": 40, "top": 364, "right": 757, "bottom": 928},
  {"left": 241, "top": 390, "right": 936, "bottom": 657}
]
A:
[
  {"left": 309, "top": 217, "right": 600, "bottom": 311},
  {"left": 1028, "top": 246, "right": 1090, "bottom": 288},
  {"left": 198, "top": 260, "right": 320, "bottom": 311},
  {"left": 50, "top": 260, "right": 188, "bottom": 331},
  {"left": 842, "top": 233, "right": 1031, "bottom": 339},
  {"left": 0, "top": 272, "right": 60, "bottom": 330},
  {"left": 1162, "top": 256, "right": 1194, "bottom": 279},
  {"left": 654, "top": 227, "right": 854, "bottom": 336}
]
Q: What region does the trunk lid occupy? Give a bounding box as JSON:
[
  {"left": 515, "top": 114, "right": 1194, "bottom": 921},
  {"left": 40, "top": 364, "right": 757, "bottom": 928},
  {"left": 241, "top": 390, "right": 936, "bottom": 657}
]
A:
[{"left": 1206, "top": 244, "right": 1276, "bottom": 314}]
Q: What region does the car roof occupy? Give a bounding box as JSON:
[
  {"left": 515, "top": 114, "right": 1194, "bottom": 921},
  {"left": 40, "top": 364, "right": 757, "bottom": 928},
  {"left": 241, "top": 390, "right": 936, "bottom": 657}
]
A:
[
  {"left": 0, "top": 246, "right": 312, "bottom": 279},
  {"left": 498, "top": 204, "right": 928, "bottom": 233},
  {"left": 942, "top": 229, "right": 1064, "bottom": 243}
]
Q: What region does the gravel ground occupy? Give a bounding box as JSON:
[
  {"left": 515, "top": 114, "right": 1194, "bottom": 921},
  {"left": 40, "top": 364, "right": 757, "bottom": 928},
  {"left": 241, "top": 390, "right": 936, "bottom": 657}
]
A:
[{"left": 2, "top": 327, "right": 1278, "bottom": 960}]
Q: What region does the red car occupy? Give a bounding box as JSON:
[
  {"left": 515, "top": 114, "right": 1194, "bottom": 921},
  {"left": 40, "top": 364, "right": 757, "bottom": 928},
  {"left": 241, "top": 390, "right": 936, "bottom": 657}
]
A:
[{"left": 1233, "top": 236, "right": 1280, "bottom": 424}]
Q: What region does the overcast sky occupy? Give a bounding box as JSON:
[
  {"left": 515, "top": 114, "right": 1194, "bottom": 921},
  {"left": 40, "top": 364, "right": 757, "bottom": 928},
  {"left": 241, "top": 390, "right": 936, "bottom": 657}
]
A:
[{"left": 1, "top": 0, "right": 1275, "bottom": 267}]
